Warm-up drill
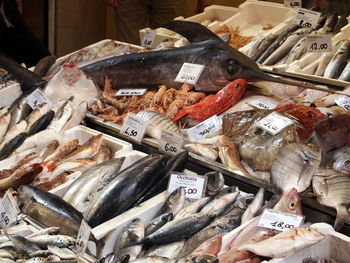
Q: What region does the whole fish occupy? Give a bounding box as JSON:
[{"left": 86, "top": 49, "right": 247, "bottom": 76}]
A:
[
  {"left": 0, "top": 132, "right": 28, "bottom": 161},
  {"left": 114, "top": 218, "right": 144, "bottom": 261},
  {"left": 241, "top": 188, "right": 264, "bottom": 224},
  {"left": 18, "top": 185, "right": 86, "bottom": 237},
  {"left": 175, "top": 197, "right": 210, "bottom": 220},
  {"left": 183, "top": 144, "right": 218, "bottom": 161},
  {"left": 177, "top": 254, "right": 219, "bottom": 263},
  {"left": 128, "top": 213, "right": 215, "bottom": 246},
  {"left": 191, "top": 234, "right": 222, "bottom": 256},
  {"left": 64, "top": 157, "right": 125, "bottom": 207},
  {"left": 26, "top": 234, "right": 76, "bottom": 248},
  {"left": 204, "top": 171, "right": 224, "bottom": 197},
  {"left": 145, "top": 240, "right": 185, "bottom": 259},
  {"left": 47, "top": 245, "right": 76, "bottom": 259},
  {"left": 313, "top": 168, "right": 350, "bottom": 230},
  {"left": 338, "top": 59, "right": 350, "bottom": 81},
  {"left": 8, "top": 95, "right": 31, "bottom": 129},
  {"left": 25, "top": 103, "right": 49, "bottom": 133},
  {"left": 314, "top": 51, "right": 336, "bottom": 76},
  {"left": 282, "top": 37, "right": 306, "bottom": 65},
  {"left": 263, "top": 27, "right": 313, "bottom": 66},
  {"left": 271, "top": 143, "right": 321, "bottom": 193},
  {"left": 314, "top": 114, "right": 350, "bottom": 152},
  {"left": 27, "top": 110, "right": 55, "bottom": 136},
  {"left": 159, "top": 187, "right": 185, "bottom": 216},
  {"left": 238, "top": 227, "right": 325, "bottom": 258},
  {"left": 200, "top": 190, "right": 240, "bottom": 216},
  {"left": 43, "top": 139, "right": 79, "bottom": 163},
  {"left": 61, "top": 101, "right": 88, "bottom": 131},
  {"left": 85, "top": 154, "right": 167, "bottom": 227},
  {"left": 1, "top": 120, "right": 27, "bottom": 146},
  {"left": 145, "top": 212, "right": 174, "bottom": 236},
  {"left": 6, "top": 233, "right": 41, "bottom": 253},
  {"left": 80, "top": 21, "right": 326, "bottom": 93},
  {"left": 324, "top": 40, "right": 350, "bottom": 79},
  {"left": 46, "top": 100, "right": 73, "bottom": 133},
  {"left": 247, "top": 34, "right": 278, "bottom": 61},
  {"left": 34, "top": 55, "right": 56, "bottom": 77},
  {"left": 136, "top": 110, "right": 181, "bottom": 141}
]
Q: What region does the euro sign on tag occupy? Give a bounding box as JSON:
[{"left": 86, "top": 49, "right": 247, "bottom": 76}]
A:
[{"left": 25, "top": 89, "right": 52, "bottom": 110}]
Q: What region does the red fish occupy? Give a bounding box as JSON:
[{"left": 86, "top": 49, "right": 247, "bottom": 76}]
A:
[
  {"left": 172, "top": 79, "right": 247, "bottom": 123},
  {"left": 192, "top": 234, "right": 222, "bottom": 256},
  {"left": 218, "top": 248, "right": 252, "bottom": 263}
]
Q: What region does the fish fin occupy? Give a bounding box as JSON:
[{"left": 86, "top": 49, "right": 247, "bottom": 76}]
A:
[
  {"left": 162, "top": 20, "right": 221, "bottom": 43},
  {"left": 334, "top": 206, "right": 349, "bottom": 231},
  {"left": 121, "top": 231, "right": 143, "bottom": 248}
]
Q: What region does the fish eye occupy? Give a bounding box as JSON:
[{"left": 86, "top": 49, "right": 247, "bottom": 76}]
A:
[
  {"left": 289, "top": 202, "right": 297, "bottom": 209},
  {"left": 307, "top": 111, "right": 315, "bottom": 118},
  {"left": 227, "top": 60, "right": 239, "bottom": 75},
  {"left": 328, "top": 122, "right": 335, "bottom": 130},
  {"left": 235, "top": 83, "right": 241, "bottom": 88},
  {"left": 345, "top": 160, "right": 350, "bottom": 166}
]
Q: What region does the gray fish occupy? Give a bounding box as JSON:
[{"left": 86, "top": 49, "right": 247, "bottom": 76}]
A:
[
  {"left": 127, "top": 213, "right": 215, "bottom": 246},
  {"left": 27, "top": 110, "right": 55, "bottom": 136},
  {"left": 204, "top": 171, "right": 224, "bottom": 197},
  {"left": 333, "top": 16, "right": 348, "bottom": 35},
  {"left": 338, "top": 59, "right": 350, "bottom": 81},
  {"left": 85, "top": 154, "right": 167, "bottom": 227},
  {"left": 271, "top": 143, "right": 321, "bottom": 193},
  {"left": 34, "top": 55, "right": 56, "bottom": 77},
  {"left": 313, "top": 168, "right": 350, "bottom": 230},
  {"left": 27, "top": 227, "right": 60, "bottom": 238},
  {"left": 324, "top": 40, "right": 350, "bottom": 79},
  {"left": 25, "top": 103, "right": 49, "bottom": 133},
  {"left": 28, "top": 250, "right": 52, "bottom": 258},
  {"left": 136, "top": 110, "right": 181, "bottom": 141},
  {"left": 6, "top": 233, "right": 41, "bottom": 254},
  {"left": 199, "top": 190, "right": 240, "bottom": 216},
  {"left": 26, "top": 234, "right": 76, "bottom": 249},
  {"left": 159, "top": 187, "right": 185, "bottom": 216},
  {"left": 18, "top": 185, "right": 85, "bottom": 237},
  {"left": 145, "top": 212, "right": 174, "bottom": 236},
  {"left": 8, "top": 94, "right": 32, "bottom": 129},
  {"left": 247, "top": 34, "right": 278, "bottom": 61},
  {"left": 0, "top": 246, "right": 28, "bottom": 260},
  {"left": 23, "top": 258, "right": 47, "bottom": 263},
  {"left": 241, "top": 188, "right": 265, "bottom": 224},
  {"left": 281, "top": 37, "right": 306, "bottom": 65},
  {"left": 145, "top": 240, "right": 185, "bottom": 259},
  {"left": 46, "top": 246, "right": 76, "bottom": 259},
  {"left": 314, "top": 51, "right": 336, "bottom": 76},
  {"left": 114, "top": 218, "right": 144, "bottom": 261},
  {"left": 263, "top": 27, "right": 313, "bottom": 66},
  {"left": 175, "top": 197, "right": 210, "bottom": 220}
]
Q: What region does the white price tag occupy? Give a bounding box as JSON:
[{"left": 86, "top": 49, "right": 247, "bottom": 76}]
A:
[
  {"left": 306, "top": 35, "right": 332, "bottom": 52},
  {"left": 158, "top": 130, "right": 184, "bottom": 155},
  {"left": 335, "top": 95, "right": 350, "bottom": 110},
  {"left": 76, "top": 219, "right": 91, "bottom": 256},
  {"left": 142, "top": 29, "right": 156, "bottom": 48},
  {"left": 186, "top": 115, "right": 221, "bottom": 142},
  {"left": 284, "top": 0, "right": 301, "bottom": 8},
  {"left": 175, "top": 63, "right": 205, "bottom": 85},
  {"left": 257, "top": 209, "right": 304, "bottom": 231},
  {"left": 25, "top": 89, "right": 52, "bottom": 110},
  {"left": 120, "top": 113, "right": 148, "bottom": 143},
  {"left": 115, "top": 89, "right": 147, "bottom": 96},
  {"left": 168, "top": 173, "right": 207, "bottom": 200},
  {"left": 0, "top": 191, "right": 19, "bottom": 229},
  {"left": 256, "top": 112, "right": 294, "bottom": 135},
  {"left": 294, "top": 8, "right": 321, "bottom": 28},
  {"left": 247, "top": 97, "right": 278, "bottom": 110}
]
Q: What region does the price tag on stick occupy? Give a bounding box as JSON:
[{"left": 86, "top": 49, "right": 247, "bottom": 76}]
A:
[
  {"left": 306, "top": 35, "right": 332, "bottom": 53},
  {"left": 0, "top": 191, "right": 19, "bottom": 229},
  {"left": 116, "top": 89, "right": 147, "bottom": 96},
  {"left": 256, "top": 112, "right": 294, "bottom": 135},
  {"left": 294, "top": 8, "right": 321, "bottom": 28},
  {"left": 168, "top": 173, "right": 207, "bottom": 200},
  {"left": 175, "top": 63, "right": 205, "bottom": 85},
  {"left": 76, "top": 219, "right": 92, "bottom": 256},
  {"left": 186, "top": 115, "right": 221, "bottom": 142},
  {"left": 158, "top": 130, "right": 184, "bottom": 155},
  {"left": 142, "top": 29, "right": 156, "bottom": 48},
  {"left": 258, "top": 209, "right": 304, "bottom": 232},
  {"left": 284, "top": 0, "right": 301, "bottom": 8},
  {"left": 335, "top": 95, "right": 350, "bottom": 110},
  {"left": 247, "top": 97, "right": 278, "bottom": 110},
  {"left": 120, "top": 113, "right": 148, "bottom": 143},
  {"left": 25, "top": 88, "right": 52, "bottom": 110}
]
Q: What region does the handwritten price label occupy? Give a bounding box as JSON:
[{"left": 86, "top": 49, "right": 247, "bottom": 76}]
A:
[
  {"left": 175, "top": 63, "right": 205, "bottom": 85},
  {"left": 306, "top": 35, "right": 332, "bottom": 53},
  {"left": 25, "top": 89, "right": 52, "bottom": 110},
  {"left": 284, "top": 0, "right": 301, "bottom": 8},
  {"left": 256, "top": 112, "right": 294, "bottom": 135},
  {"left": 335, "top": 95, "right": 350, "bottom": 110},
  {"left": 168, "top": 173, "right": 207, "bottom": 200},
  {"left": 120, "top": 113, "right": 148, "bottom": 143},
  {"left": 186, "top": 115, "right": 221, "bottom": 142},
  {"left": 0, "top": 191, "right": 19, "bottom": 229},
  {"left": 142, "top": 29, "right": 156, "bottom": 48},
  {"left": 116, "top": 89, "right": 147, "bottom": 96},
  {"left": 247, "top": 97, "right": 278, "bottom": 110},
  {"left": 294, "top": 8, "right": 321, "bottom": 28},
  {"left": 258, "top": 209, "right": 304, "bottom": 232},
  {"left": 158, "top": 130, "right": 184, "bottom": 155},
  {"left": 76, "top": 219, "right": 91, "bottom": 256}
]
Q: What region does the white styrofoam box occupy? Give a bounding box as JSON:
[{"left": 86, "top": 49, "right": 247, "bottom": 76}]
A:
[
  {"left": 139, "top": 5, "right": 239, "bottom": 48},
  {"left": 49, "top": 125, "right": 133, "bottom": 197},
  {"left": 0, "top": 82, "right": 22, "bottom": 107},
  {"left": 115, "top": 149, "right": 147, "bottom": 171}
]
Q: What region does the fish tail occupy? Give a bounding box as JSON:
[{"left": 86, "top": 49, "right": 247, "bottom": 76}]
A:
[
  {"left": 334, "top": 206, "right": 349, "bottom": 231},
  {"left": 121, "top": 231, "right": 143, "bottom": 248}
]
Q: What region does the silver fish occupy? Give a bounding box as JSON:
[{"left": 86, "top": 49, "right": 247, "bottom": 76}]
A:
[
  {"left": 129, "top": 256, "right": 169, "bottom": 263},
  {"left": 241, "top": 188, "right": 264, "bottom": 224},
  {"left": 313, "top": 168, "right": 350, "bottom": 230},
  {"left": 25, "top": 103, "right": 49, "bottom": 133},
  {"left": 338, "top": 59, "right": 350, "bottom": 81},
  {"left": 47, "top": 246, "right": 76, "bottom": 259},
  {"left": 114, "top": 218, "right": 144, "bottom": 261},
  {"left": 9, "top": 95, "right": 31, "bottom": 129},
  {"left": 177, "top": 254, "right": 219, "bottom": 263},
  {"left": 6, "top": 233, "right": 41, "bottom": 253},
  {"left": 247, "top": 34, "right": 277, "bottom": 61},
  {"left": 26, "top": 227, "right": 60, "bottom": 238},
  {"left": 145, "top": 213, "right": 174, "bottom": 236},
  {"left": 314, "top": 52, "right": 335, "bottom": 76},
  {"left": 175, "top": 197, "right": 210, "bottom": 220},
  {"left": 159, "top": 187, "right": 185, "bottom": 216},
  {"left": 331, "top": 147, "right": 350, "bottom": 174},
  {"left": 136, "top": 110, "right": 181, "bottom": 140},
  {"left": 61, "top": 101, "right": 88, "bottom": 131},
  {"left": 46, "top": 100, "right": 73, "bottom": 133},
  {"left": 200, "top": 189, "right": 240, "bottom": 216},
  {"left": 271, "top": 143, "right": 321, "bottom": 193},
  {"left": 204, "top": 171, "right": 224, "bottom": 197},
  {"left": 324, "top": 40, "right": 350, "bottom": 79},
  {"left": 26, "top": 234, "right": 76, "bottom": 248},
  {"left": 1, "top": 120, "right": 27, "bottom": 147},
  {"left": 145, "top": 240, "right": 185, "bottom": 259},
  {"left": 281, "top": 37, "right": 306, "bottom": 65}
]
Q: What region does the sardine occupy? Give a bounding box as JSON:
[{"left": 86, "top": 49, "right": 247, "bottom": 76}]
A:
[
  {"left": 6, "top": 233, "right": 41, "bottom": 253},
  {"left": 114, "top": 218, "right": 144, "bottom": 261},
  {"left": 324, "top": 40, "right": 350, "bottom": 79},
  {"left": 204, "top": 171, "right": 224, "bottom": 197},
  {"left": 241, "top": 188, "right": 264, "bottom": 224},
  {"left": 200, "top": 190, "right": 240, "bottom": 216},
  {"left": 282, "top": 37, "right": 306, "bottom": 65},
  {"left": 313, "top": 168, "right": 350, "bottom": 230},
  {"left": 47, "top": 246, "right": 76, "bottom": 259},
  {"left": 175, "top": 197, "right": 210, "bottom": 220},
  {"left": 247, "top": 34, "right": 278, "bottom": 61},
  {"left": 26, "top": 234, "right": 76, "bottom": 248},
  {"left": 238, "top": 227, "right": 325, "bottom": 258},
  {"left": 271, "top": 143, "right": 321, "bottom": 193},
  {"left": 145, "top": 213, "right": 174, "bottom": 236},
  {"left": 159, "top": 187, "right": 185, "bottom": 216},
  {"left": 85, "top": 154, "right": 167, "bottom": 227}
]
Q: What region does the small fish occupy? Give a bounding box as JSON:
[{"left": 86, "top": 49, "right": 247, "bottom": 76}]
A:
[
  {"left": 43, "top": 139, "right": 79, "bottom": 163},
  {"left": 25, "top": 103, "right": 49, "bottom": 132},
  {"left": 47, "top": 245, "right": 76, "bottom": 259},
  {"left": 1, "top": 120, "right": 27, "bottom": 146},
  {"left": 61, "top": 101, "right": 88, "bottom": 131},
  {"left": 241, "top": 188, "right": 264, "bottom": 224},
  {"left": 145, "top": 212, "right": 174, "bottom": 236},
  {"left": 26, "top": 234, "right": 76, "bottom": 248},
  {"left": 191, "top": 234, "right": 222, "bottom": 256},
  {"left": 200, "top": 190, "right": 240, "bottom": 216},
  {"left": 6, "top": 233, "right": 41, "bottom": 254},
  {"left": 177, "top": 254, "right": 219, "bottom": 263},
  {"left": 114, "top": 218, "right": 144, "bottom": 261},
  {"left": 8, "top": 94, "right": 32, "bottom": 128},
  {"left": 247, "top": 34, "right": 277, "bottom": 61},
  {"left": 27, "top": 110, "right": 55, "bottom": 136},
  {"left": 313, "top": 168, "right": 350, "bottom": 230},
  {"left": 136, "top": 110, "right": 181, "bottom": 141},
  {"left": 314, "top": 51, "right": 336, "bottom": 76},
  {"left": 324, "top": 40, "right": 350, "bottom": 79},
  {"left": 338, "top": 59, "right": 350, "bottom": 81},
  {"left": 282, "top": 37, "right": 306, "bottom": 65},
  {"left": 175, "top": 197, "right": 210, "bottom": 220},
  {"left": 129, "top": 256, "right": 169, "bottom": 263},
  {"left": 26, "top": 227, "right": 60, "bottom": 238},
  {"left": 0, "top": 132, "right": 28, "bottom": 161},
  {"left": 183, "top": 143, "right": 218, "bottom": 161},
  {"left": 159, "top": 187, "right": 185, "bottom": 216},
  {"left": 271, "top": 143, "right": 321, "bottom": 193},
  {"left": 46, "top": 100, "right": 73, "bottom": 133},
  {"left": 238, "top": 227, "right": 325, "bottom": 258},
  {"left": 145, "top": 240, "right": 185, "bottom": 259},
  {"left": 204, "top": 171, "right": 224, "bottom": 196}
]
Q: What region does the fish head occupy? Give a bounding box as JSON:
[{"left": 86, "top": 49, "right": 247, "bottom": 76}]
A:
[
  {"left": 312, "top": 176, "right": 329, "bottom": 197},
  {"left": 189, "top": 254, "right": 219, "bottom": 263},
  {"left": 315, "top": 114, "right": 350, "bottom": 152},
  {"left": 273, "top": 188, "right": 302, "bottom": 215},
  {"left": 301, "top": 144, "right": 322, "bottom": 166},
  {"left": 298, "top": 227, "right": 325, "bottom": 242},
  {"left": 236, "top": 194, "right": 255, "bottom": 209},
  {"left": 206, "top": 171, "right": 225, "bottom": 195},
  {"left": 18, "top": 185, "right": 37, "bottom": 206}
]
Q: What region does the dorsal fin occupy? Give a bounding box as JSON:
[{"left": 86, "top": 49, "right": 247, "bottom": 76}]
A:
[{"left": 162, "top": 20, "right": 221, "bottom": 43}]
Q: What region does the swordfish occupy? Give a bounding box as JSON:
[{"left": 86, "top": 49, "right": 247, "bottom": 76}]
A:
[{"left": 80, "top": 20, "right": 332, "bottom": 93}]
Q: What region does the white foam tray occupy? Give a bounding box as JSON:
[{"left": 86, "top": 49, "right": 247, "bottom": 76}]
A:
[
  {"left": 0, "top": 81, "right": 22, "bottom": 108},
  {"left": 139, "top": 5, "right": 238, "bottom": 47},
  {"left": 49, "top": 125, "right": 133, "bottom": 197}
]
